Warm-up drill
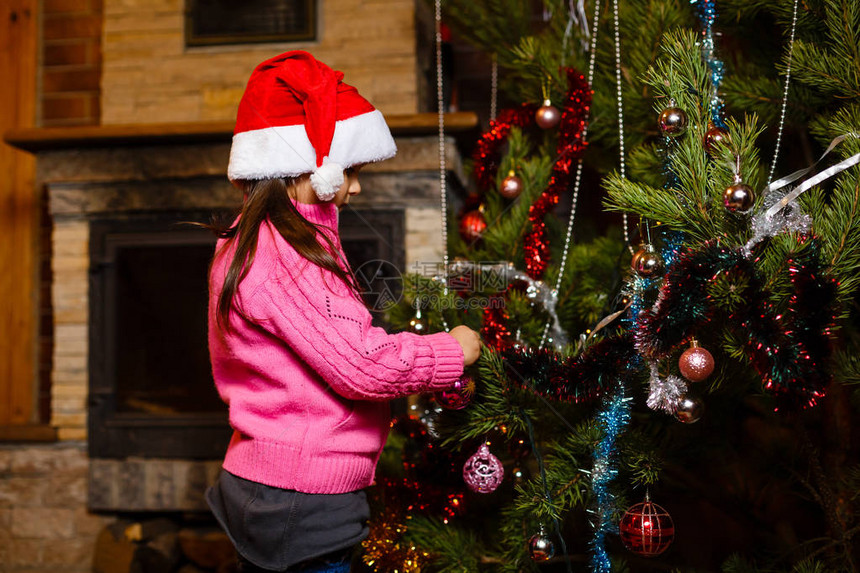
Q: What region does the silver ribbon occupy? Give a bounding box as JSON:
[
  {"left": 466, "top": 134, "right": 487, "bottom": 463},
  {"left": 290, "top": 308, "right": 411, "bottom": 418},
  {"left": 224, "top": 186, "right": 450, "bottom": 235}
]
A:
[
  {"left": 744, "top": 133, "right": 860, "bottom": 254},
  {"left": 563, "top": 0, "right": 590, "bottom": 54},
  {"left": 764, "top": 133, "right": 860, "bottom": 219},
  {"left": 430, "top": 261, "right": 569, "bottom": 351}
]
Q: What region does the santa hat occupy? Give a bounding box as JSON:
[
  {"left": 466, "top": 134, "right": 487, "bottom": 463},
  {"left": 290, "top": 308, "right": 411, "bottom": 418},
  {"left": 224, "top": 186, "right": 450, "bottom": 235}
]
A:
[{"left": 227, "top": 51, "right": 397, "bottom": 201}]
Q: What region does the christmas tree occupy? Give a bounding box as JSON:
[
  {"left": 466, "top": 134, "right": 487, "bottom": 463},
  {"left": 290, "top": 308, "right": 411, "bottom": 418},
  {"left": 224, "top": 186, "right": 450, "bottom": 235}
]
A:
[{"left": 360, "top": 1, "right": 860, "bottom": 571}]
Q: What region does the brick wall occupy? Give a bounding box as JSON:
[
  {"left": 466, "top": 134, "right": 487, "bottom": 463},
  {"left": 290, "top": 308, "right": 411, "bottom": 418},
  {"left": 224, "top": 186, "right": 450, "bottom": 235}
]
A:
[
  {"left": 101, "top": 0, "right": 420, "bottom": 124},
  {"left": 0, "top": 443, "right": 110, "bottom": 573},
  {"left": 42, "top": 0, "right": 102, "bottom": 126}
]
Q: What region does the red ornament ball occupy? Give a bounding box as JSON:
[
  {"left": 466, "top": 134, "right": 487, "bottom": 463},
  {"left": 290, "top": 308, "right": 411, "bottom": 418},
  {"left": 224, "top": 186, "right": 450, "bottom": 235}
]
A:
[
  {"left": 462, "top": 443, "right": 504, "bottom": 493},
  {"left": 620, "top": 500, "right": 675, "bottom": 557},
  {"left": 535, "top": 100, "right": 561, "bottom": 129},
  {"left": 434, "top": 375, "right": 475, "bottom": 410},
  {"left": 678, "top": 345, "right": 715, "bottom": 382},
  {"left": 500, "top": 171, "right": 524, "bottom": 199},
  {"left": 459, "top": 209, "right": 487, "bottom": 242},
  {"left": 703, "top": 126, "right": 729, "bottom": 155}
]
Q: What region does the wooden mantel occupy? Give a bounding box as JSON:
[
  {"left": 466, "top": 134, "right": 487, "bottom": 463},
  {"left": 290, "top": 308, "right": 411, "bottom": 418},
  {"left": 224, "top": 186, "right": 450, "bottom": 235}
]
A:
[{"left": 4, "top": 112, "right": 479, "bottom": 153}]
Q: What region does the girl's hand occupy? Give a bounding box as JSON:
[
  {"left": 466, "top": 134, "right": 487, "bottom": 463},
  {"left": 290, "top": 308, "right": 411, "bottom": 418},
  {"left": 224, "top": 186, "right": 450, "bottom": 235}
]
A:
[{"left": 449, "top": 325, "right": 482, "bottom": 366}]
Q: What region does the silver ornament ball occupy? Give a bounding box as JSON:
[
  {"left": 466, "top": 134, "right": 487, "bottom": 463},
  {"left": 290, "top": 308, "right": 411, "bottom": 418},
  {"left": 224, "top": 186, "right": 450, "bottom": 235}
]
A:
[
  {"left": 658, "top": 107, "right": 688, "bottom": 137},
  {"left": 633, "top": 249, "right": 663, "bottom": 278},
  {"left": 528, "top": 531, "right": 556, "bottom": 562},
  {"left": 723, "top": 182, "right": 756, "bottom": 213},
  {"left": 675, "top": 393, "right": 704, "bottom": 424}
]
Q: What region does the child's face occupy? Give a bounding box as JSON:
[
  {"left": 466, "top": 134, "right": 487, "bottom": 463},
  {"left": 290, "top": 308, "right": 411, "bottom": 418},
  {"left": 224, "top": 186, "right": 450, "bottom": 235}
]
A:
[
  {"left": 333, "top": 166, "right": 363, "bottom": 208},
  {"left": 289, "top": 166, "right": 363, "bottom": 207}
]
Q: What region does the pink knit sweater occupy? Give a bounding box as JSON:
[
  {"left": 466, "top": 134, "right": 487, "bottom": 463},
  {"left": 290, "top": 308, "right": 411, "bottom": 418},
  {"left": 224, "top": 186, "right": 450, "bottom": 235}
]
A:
[{"left": 208, "top": 200, "right": 464, "bottom": 494}]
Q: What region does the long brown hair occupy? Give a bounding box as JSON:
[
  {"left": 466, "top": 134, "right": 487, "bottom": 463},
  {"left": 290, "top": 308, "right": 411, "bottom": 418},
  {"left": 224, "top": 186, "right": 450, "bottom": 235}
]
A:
[{"left": 209, "top": 177, "right": 360, "bottom": 330}]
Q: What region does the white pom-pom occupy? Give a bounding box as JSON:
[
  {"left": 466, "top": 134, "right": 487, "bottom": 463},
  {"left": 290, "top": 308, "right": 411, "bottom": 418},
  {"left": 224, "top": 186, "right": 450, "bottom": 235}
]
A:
[{"left": 309, "top": 158, "right": 344, "bottom": 201}]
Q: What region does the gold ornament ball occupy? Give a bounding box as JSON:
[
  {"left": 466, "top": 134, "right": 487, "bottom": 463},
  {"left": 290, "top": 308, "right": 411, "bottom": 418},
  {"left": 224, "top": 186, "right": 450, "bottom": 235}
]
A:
[
  {"left": 535, "top": 100, "right": 561, "bottom": 129},
  {"left": 723, "top": 182, "right": 755, "bottom": 212},
  {"left": 408, "top": 315, "right": 427, "bottom": 333},
  {"left": 658, "top": 107, "right": 688, "bottom": 137}
]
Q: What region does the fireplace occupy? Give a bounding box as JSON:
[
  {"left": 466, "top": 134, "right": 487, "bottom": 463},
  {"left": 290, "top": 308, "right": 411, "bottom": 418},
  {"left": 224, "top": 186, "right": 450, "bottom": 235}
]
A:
[
  {"left": 88, "top": 211, "right": 230, "bottom": 460},
  {"left": 88, "top": 207, "right": 404, "bottom": 460},
  {"left": 8, "top": 119, "right": 472, "bottom": 511}
]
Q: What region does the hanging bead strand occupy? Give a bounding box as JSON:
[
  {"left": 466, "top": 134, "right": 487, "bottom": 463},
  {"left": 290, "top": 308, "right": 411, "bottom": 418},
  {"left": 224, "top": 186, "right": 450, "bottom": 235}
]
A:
[
  {"left": 768, "top": 0, "right": 800, "bottom": 184},
  {"left": 435, "top": 0, "right": 451, "bottom": 331},
  {"left": 612, "top": 0, "right": 634, "bottom": 255},
  {"left": 490, "top": 53, "right": 499, "bottom": 122},
  {"left": 538, "top": 0, "right": 603, "bottom": 349}
]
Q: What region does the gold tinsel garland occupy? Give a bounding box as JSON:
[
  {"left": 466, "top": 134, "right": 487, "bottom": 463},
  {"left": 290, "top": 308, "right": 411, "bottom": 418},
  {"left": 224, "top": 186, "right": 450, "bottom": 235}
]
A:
[{"left": 361, "top": 509, "right": 429, "bottom": 573}]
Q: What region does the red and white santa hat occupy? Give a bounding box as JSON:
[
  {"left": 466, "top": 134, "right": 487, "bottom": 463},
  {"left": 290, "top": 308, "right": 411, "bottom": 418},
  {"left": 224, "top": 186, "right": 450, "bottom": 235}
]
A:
[{"left": 228, "top": 50, "right": 397, "bottom": 201}]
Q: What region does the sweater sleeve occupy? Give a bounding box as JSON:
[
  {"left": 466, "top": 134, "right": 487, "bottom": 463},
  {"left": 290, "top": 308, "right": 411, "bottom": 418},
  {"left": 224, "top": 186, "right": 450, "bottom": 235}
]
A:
[{"left": 244, "top": 268, "right": 465, "bottom": 401}]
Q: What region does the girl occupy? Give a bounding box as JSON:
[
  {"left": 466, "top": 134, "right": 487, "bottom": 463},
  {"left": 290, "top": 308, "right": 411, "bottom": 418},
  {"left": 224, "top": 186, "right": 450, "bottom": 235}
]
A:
[{"left": 205, "top": 51, "right": 481, "bottom": 573}]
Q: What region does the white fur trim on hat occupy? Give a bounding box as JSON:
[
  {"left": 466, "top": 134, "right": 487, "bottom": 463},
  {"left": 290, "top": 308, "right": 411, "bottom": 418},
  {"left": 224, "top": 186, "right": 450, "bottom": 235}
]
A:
[
  {"left": 309, "top": 158, "right": 344, "bottom": 201},
  {"left": 227, "top": 109, "right": 397, "bottom": 182}
]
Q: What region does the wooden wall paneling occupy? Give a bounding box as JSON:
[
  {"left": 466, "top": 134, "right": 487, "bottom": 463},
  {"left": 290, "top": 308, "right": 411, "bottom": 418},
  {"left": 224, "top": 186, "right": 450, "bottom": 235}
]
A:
[{"left": 1, "top": 0, "right": 39, "bottom": 425}]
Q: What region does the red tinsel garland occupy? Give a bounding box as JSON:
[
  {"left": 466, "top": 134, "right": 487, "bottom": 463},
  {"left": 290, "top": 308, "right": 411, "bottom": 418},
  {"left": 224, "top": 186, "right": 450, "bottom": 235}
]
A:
[
  {"left": 493, "top": 237, "right": 837, "bottom": 410},
  {"left": 471, "top": 69, "right": 591, "bottom": 347},
  {"left": 472, "top": 105, "right": 536, "bottom": 192},
  {"left": 481, "top": 295, "right": 513, "bottom": 351},
  {"left": 471, "top": 69, "right": 591, "bottom": 280},
  {"left": 523, "top": 68, "right": 591, "bottom": 279},
  {"left": 500, "top": 333, "right": 638, "bottom": 403},
  {"left": 361, "top": 415, "right": 466, "bottom": 572},
  {"left": 636, "top": 237, "right": 837, "bottom": 409}
]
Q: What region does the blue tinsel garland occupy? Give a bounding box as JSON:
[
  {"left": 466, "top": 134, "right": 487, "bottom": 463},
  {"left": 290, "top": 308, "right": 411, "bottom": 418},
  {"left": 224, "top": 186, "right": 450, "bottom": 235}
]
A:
[{"left": 693, "top": 0, "right": 726, "bottom": 126}]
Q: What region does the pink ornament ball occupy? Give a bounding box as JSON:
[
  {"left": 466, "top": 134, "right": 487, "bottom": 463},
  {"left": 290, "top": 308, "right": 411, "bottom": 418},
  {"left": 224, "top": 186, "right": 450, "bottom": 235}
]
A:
[
  {"left": 434, "top": 375, "right": 474, "bottom": 410},
  {"left": 462, "top": 443, "right": 504, "bottom": 493},
  {"left": 678, "top": 345, "right": 715, "bottom": 382}
]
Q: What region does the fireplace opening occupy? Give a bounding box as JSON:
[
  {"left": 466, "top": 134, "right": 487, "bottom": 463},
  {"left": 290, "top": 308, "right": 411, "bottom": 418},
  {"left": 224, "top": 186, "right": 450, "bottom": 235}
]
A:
[
  {"left": 89, "top": 208, "right": 405, "bottom": 460},
  {"left": 113, "top": 233, "right": 220, "bottom": 415}
]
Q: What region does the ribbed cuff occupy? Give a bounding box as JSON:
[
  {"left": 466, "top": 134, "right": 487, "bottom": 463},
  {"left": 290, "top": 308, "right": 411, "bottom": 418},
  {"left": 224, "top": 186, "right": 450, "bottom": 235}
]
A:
[{"left": 424, "top": 332, "right": 465, "bottom": 390}]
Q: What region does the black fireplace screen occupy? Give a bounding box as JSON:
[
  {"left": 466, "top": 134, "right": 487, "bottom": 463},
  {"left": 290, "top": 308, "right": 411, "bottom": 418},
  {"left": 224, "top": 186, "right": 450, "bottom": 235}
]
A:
[{"left": 89, "top": 209, "right": 404, "bottom": 459}]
